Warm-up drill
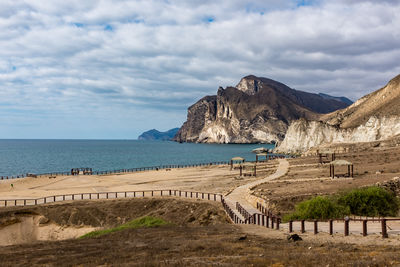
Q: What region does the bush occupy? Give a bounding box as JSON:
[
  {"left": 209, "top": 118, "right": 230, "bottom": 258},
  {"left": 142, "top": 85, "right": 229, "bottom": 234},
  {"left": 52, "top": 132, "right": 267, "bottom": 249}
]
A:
[
  {"left": 338, "top": 187, "right": 399, "bottom": 217},
  {"left": 284, "top": 196, "right": 349, "bottom": 221}
]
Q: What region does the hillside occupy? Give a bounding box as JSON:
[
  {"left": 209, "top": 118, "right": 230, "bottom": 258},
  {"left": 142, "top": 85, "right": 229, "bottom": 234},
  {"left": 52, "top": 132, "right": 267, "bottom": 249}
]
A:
[
  {"left": 276, "top": 74, "right": 400, "bottom": 153},
  {"left": 174, "top": 75, "right": 351, "bottom": 144}
]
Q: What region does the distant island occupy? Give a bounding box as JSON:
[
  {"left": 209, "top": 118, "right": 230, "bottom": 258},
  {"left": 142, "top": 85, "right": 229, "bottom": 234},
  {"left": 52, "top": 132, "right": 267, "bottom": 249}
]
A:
[{"left": 138, "top": 128, "right": 179, "bottom": 141}]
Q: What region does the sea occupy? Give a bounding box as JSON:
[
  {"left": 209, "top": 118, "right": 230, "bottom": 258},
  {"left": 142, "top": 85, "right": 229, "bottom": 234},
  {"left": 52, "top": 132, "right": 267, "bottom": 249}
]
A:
[{"left": 0, "top": 140, "right": 275, "bottom": 177}]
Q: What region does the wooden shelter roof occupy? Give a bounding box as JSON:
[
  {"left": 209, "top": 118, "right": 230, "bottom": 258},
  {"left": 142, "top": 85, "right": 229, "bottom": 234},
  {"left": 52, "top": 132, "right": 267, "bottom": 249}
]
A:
[{"left": 330, "top": 159, "right": 352, "bottom": 166}]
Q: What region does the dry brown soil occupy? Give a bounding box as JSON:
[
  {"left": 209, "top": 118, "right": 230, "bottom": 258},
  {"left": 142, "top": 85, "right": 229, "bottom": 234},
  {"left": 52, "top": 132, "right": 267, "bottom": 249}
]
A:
[{"left": 1, "top": 198, "right": 400, "bottom": 266}]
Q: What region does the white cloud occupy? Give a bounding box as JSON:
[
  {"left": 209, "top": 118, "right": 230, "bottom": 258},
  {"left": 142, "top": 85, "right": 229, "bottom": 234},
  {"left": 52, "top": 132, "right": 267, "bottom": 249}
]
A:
[{"left": 0, "top": 0, "right": 399, "bottom": 138}]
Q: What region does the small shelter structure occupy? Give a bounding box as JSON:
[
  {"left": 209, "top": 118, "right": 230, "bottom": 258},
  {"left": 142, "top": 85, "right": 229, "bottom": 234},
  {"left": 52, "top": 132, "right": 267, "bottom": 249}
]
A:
[
  {"left": 256, "top": 152, "right": 269, "bottom": 163},
  {"left": 230, "top": 157, "right": 245, "bottom": 170},
  {"left": 318, "top": 149, "right": 336, "bottom": 164},
  {"left": 71, "top": 167, "right": 93, "bottom": 176},
  {"left": 329, "top": 160, "right": 353, "bottom": 178},
  {"left": 240, "top": 162, "right": 257, "bottom": 177}
]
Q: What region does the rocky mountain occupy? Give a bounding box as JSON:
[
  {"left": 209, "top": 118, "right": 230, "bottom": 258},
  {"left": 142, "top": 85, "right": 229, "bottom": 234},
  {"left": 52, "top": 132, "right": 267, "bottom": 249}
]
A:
[
  {"left": 174, "top": 75, "right": 351, "bottom": 144},
  {"left": 276, "top": 74, "right": 400, "bottom": 153},
  {"left": 138, "top": 128, "right": 179, "bottom": 141},
  {"left": 318, "top": 93, "right": 353, "bottom": 106}
]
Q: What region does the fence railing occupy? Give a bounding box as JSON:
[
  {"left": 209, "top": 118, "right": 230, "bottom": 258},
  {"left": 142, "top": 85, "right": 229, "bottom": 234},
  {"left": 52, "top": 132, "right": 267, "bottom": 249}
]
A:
[
  {"left": 0, "top": 190, "right": 223, "bottom": 208},
  {"left": 0, "top": 161, "right": 233, "bottom": 180},
  {"left": 0, "top": 154, "right": 290, "bottom": 181}
]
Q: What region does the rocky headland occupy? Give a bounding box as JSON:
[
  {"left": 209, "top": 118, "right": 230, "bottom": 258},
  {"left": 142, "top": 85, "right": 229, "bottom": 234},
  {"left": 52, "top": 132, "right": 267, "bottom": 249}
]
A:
[
  {"left": 276, "top": 74, "right": 400, "bottom": 153},
  {"left": 174, "top": 75, "right": 351, "bottom": 144}
]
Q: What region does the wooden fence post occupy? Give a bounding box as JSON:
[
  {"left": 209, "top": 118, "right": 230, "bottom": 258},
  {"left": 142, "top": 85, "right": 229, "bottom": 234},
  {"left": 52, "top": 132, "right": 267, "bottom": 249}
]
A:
[
  {"left": 314, "top": 220, "right": 318, "bottom": 234},
  {"left": 362, "top": 220, "right": 367, "bottom": 236},
  {"left": 301, "top": 220, "right": 305, "bottom": 233},
  {"left": 382, "top": 219, "right": 388, "bottom": 238},
  {"left": 344, "top": 218, "right": 349, "bottom": 236},
  {"left": 329, "top": 220, "right": 333, "bottom": 235},
  {"left": 289, "top": 221, "right": 293, "bottom": 233}
]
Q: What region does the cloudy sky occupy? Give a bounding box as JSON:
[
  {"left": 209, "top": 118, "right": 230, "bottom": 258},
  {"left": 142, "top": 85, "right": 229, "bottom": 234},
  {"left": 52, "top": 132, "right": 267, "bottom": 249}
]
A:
[{"left": 1, "top": 0, "right": 399, "bottom": 139}]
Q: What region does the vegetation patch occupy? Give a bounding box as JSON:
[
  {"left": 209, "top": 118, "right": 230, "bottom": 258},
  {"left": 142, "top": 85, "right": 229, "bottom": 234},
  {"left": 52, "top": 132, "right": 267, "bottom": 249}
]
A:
[
  {"left": 284, "top": 196, "right": 349, "bottom": 221},
  {"left": 284, "top": 186, "right": 399, "bottom": 221},
  {"left": 337, "top": 186, "right": 400, "bottom": 217},
  {"left": 80, "top": 216, "right": 169, "bottom": 239}
]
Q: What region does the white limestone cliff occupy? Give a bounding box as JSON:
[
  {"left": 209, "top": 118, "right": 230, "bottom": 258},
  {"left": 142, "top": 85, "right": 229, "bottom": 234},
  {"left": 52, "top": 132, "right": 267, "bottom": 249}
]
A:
[{"left": 276, "top": 116, "right": 400, "bottom": 153}]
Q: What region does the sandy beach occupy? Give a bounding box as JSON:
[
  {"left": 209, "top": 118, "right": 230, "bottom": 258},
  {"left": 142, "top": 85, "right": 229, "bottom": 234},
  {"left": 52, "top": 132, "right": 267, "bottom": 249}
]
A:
[{"left": 0, "top": 161, "right": 278, "bottom": 200}]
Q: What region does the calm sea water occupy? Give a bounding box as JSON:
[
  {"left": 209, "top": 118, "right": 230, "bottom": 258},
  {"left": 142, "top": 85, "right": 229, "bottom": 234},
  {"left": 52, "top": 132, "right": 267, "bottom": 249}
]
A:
[{"left": 0, "top": 140, "right": 274, "bottom": 177}]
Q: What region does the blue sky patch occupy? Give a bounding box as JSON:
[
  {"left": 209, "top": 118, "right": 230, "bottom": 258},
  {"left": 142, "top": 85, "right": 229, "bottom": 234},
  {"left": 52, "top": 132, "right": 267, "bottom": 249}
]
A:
[
  {"left": 73, "top": 22, "right": 84, "bottom": 28},
  {"left": 104, "top": 24, "right": 113, "bottom": 31}
]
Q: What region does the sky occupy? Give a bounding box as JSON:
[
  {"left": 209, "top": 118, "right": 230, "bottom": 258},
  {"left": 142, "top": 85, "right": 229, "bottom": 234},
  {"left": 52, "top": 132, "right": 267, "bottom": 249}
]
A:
[{"left": 0, "top": 0, "right": 400, "bottom": 139}]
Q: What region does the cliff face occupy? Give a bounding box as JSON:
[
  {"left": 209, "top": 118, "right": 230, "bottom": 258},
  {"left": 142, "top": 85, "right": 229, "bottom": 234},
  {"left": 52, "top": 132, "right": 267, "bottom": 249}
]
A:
[
  {"left": 276, "top": 74, "right": 400, "bottom": 153},
  {"left": 174, "top": 75, "right": 350, "bottom": 144}
]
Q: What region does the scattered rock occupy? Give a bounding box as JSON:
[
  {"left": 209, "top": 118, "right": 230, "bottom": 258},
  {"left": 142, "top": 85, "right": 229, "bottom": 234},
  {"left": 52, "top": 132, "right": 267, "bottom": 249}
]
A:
[
  {"left": 38, "top": 216, "right": 50, "bottom": 225},
  {"left": 238, "top": 235, "right": 247, "bottom": 241},
  {"left": 287, "top": 234, "right": 302, "bottom": 242}
]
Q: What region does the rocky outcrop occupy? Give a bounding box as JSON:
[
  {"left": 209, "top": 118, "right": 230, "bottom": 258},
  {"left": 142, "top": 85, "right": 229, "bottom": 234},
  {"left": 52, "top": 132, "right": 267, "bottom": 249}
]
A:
[
  {"left": 276, "top": 74, "right": 400, "bottom": 153},
  {"left": 174, "top": 75, "right": 351, "bottom": 144}
]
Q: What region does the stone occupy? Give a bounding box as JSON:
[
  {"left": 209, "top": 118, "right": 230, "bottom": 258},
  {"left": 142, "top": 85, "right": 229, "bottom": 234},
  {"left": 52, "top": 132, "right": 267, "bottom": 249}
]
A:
[
  {"left": 287, "top": 234, "right": 302, "bottom": 242},
  {"left": 238, "top": 235, "right": 247, "bottom": 241}
]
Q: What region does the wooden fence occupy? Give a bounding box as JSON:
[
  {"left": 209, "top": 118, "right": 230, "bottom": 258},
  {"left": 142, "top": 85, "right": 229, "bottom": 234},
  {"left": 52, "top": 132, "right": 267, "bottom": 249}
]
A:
[
  {"left": 0, "top": 190, "right": 223, "bottom": 208},
  {"left": 255, "top": 202, "right": 400, "bottom": 238}
]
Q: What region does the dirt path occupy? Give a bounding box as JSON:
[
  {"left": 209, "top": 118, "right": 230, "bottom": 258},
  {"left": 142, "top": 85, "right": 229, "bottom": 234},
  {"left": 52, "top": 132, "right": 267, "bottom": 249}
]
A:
[{"left": 224, "top": 159, "right": 289, "bottom": 218}]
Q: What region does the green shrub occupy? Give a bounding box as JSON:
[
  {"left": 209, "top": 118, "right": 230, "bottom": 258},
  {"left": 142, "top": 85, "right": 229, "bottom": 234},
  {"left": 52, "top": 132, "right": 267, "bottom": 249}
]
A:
[
  {"left": 80, "top": 216, "right": 169, "bottom": 239},
  {"left": 284, "top": 186, "right": 400, "bottom": 221},
  {"left": 284, "top": 196, "right": 349, "bottom": 221},
  {"left": 338, "top": 187, "right": 399, "bottom": 217}
]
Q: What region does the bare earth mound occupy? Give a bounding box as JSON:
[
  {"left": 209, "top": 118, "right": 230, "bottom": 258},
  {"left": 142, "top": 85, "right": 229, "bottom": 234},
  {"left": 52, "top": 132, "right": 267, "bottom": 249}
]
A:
[{"left": 0, "top": 198, "right": 228, "bottom": 247}]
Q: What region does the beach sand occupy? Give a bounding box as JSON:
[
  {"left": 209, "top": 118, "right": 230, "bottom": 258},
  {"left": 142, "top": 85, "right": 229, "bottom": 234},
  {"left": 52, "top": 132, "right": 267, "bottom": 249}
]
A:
[{"left": 0, "top": 162, "right": 278, "bottom": 200}]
